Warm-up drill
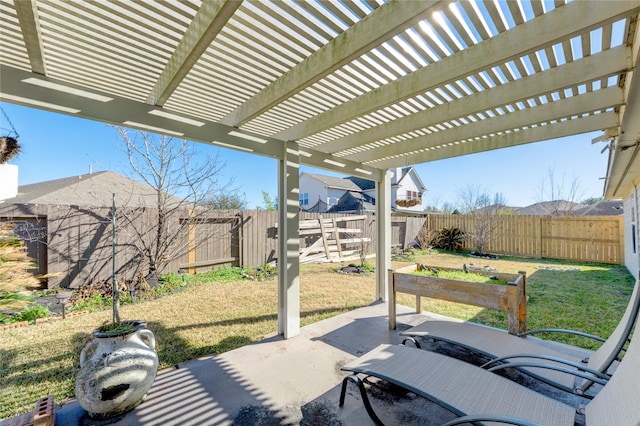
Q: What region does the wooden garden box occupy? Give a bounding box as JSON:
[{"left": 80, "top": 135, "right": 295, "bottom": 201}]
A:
[{"left": 389, "top": 264, "right": 527, "bottom": 335}]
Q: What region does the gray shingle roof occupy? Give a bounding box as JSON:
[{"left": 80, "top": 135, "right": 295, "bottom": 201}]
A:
[
  {"left": 4, "top": 171, "right": 182, "bottom": 208},
  {"left": 346, "top": 176, "right": 375, "bottom": 191},
  {"left": 305, "top": 173, "right": 363, "bottom": 191},
  {"left": 573, "top": 200, "right": 623, "bottom": 216},
  {"left": 516, "top": 201, "right": 585, "bottom": 215}
]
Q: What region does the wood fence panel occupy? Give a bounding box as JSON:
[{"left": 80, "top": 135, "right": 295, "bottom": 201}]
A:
[
  {"left": 540, "top": 216, "right": 622, "bottom": 264},
  {"left": 422, "top": 214, "right": 622, "bottom": 264},
  {"left": 391, "top": 218, "right": 405, "bottom": 248},
  {"left": 241, "top": 209, "right": 278, "bottom": 267},
  {"left": 0, "top": 214, "right": 48, "bottom": 278},
  {"left": 0, "top": 204, "right": 624, "bottom": 288}
]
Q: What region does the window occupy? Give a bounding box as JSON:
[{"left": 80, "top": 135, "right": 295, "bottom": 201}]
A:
[{"left": 299, "top": 192, "right": 309, "bottom": 206}]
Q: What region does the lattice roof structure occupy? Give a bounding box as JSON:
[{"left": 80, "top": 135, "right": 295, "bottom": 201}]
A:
[
  {"left": 1, "top": 0, "right": 639, "bottom": 337},
  {"left": 1, "top": 0, "right": 638, "bottom": 196}
]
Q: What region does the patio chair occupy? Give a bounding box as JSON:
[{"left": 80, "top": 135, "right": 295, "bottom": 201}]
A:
[
  {"left": 397, "top": 276, "right": 640, "bottom": 397},
  {"left": 339, "top": 325, "right": 640, "bottom": 425}
]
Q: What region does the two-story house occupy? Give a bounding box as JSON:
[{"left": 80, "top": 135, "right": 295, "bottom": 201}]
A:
[{"left": 299, "top": 167, "right": 427, "bottom": 214}]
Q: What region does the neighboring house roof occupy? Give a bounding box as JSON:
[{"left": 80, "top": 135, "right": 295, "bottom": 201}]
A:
[
  {"left": 341, "top": 167, "right": 428, "bottom": 193},
  {"left": 573, "top": 200, "right": 623, "bottom": 216},
  {"left": 346, "top": 176, "right": 375, "bottom": 191},
  {"left": 470, "top": 200, "right": 622, "bottom": 216},
  {"left": 4, "top": 171, "right": 182, "bottom": 208},
  {"left": 303, "top": 173, "right": 362, "bottom": 192},
  {"left": 302, "top": 168, "right": 427, "bottom": 214},
  {"left": 516, "top": 201, "right": 585, "bottom": 215},
  {"left": 328, "top": 191, "right": 375, "bottom": 213}
]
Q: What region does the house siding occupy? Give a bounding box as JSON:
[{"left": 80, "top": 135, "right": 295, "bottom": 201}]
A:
[
  {"left": 624, "top": 190, "right": 640, "bottom": 280},
  {"left": 392, "top": 177, "right": 424, "bottom": 212},
  {"left": 299, "top": 174, "right": 328, "bottom": 211}
]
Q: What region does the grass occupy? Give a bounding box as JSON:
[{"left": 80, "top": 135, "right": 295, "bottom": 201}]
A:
[
  {"left": 0, "top": 252, "right": 634, "bottom": 420},
  {"left": 396, "top": 250, "right": 634, "bottom": 349},
  {"left": 412, "top": 268, "right": 508, "bottom": 285}
]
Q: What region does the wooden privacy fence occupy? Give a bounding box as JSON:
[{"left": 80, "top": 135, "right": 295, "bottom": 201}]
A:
[
  {"left": 241, "top": 211, "right": 373, "bottom": 266},
  {"left": 0, "top": 204, "right": 241, "bottom": 288},
  {"left": 423, "top": 214, "right": 623, "bottom": 264},
  {"left": 0, "top": 205, "right": 624, "bottom": 289},
  {"left": 389, "top": 264, "right": 527, "bottom": 335}
]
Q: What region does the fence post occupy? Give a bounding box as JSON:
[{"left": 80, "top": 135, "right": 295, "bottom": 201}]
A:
[
  {"left": 388, "top": 268, "right": 396, "bottom": 330},
  {"left": 188, "top": 209, "right": 196, "bottom": 274},
  {"left": 517, "top": 271, "right": 527, "bottom": 334},
  {"left": 507, "top": 283, "right": 518, "bottom": 335},
  {"left": 506, "top": 271, "right": 527, "bottom": 335}
]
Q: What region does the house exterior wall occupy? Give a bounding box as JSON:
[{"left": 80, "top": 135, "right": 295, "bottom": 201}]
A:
[
  {"left": 300, "top": 170, "right": 426, "bottom": 214},
  {"left": 0, "top": 164, "right": 18, "bottom": 200},
  {"left": 624, "top": 190, "right": 639, "bottom": 280},
  {"left": 393, "top": 173, "right": 424, "bottom": 213},
  {"left": 299, "top": 174, "right": 328, "bottom": 211}
]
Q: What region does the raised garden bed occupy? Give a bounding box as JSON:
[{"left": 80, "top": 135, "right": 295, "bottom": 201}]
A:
[{"left": 389, "top": 264, "right": 527, "bottom": 335}]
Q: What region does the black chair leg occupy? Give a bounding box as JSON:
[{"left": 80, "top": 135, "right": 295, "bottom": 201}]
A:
[
  {"left": 401, "top": 337, "right": 421, "bottom": 348},
  {"left": 339, "top": 374, "right": 385, "bottom": 426}
]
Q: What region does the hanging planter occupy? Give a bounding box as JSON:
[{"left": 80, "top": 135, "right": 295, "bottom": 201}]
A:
[
  {"left": 0, "top": 107, "right": 21, "bottom": 164},
  {"left": 396, "top": 198, "right": 420, "bottom": 207},
  {"left": 0, "top": 136, "right": 20, "bottom": 164}
]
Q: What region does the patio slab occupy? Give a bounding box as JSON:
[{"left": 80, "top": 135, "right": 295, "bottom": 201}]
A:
[{"left": 55, "top": 302, "right": 593, "bottom": 425}]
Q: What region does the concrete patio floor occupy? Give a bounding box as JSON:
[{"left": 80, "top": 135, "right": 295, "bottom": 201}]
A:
[{"left": 56, "top": 302, "right": 594, "bottom": 426}]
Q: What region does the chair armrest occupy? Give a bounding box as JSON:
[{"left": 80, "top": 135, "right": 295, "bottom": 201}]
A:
[
  {"left": 481, "top": 353, "right": 610, "bottom": 380},
  {"left": 441, "top": 415, "right": 544, "bottom": 426},
  {"left": 518, "top": 328, "right": 606, "bottom": 343},
  {"left": 486, "top": 361, "right": 609, "bottom": 386}
]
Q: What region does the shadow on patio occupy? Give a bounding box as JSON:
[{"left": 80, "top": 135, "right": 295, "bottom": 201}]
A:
[{"left": 56, "top": 302, "right": 592, "bottom": 426}]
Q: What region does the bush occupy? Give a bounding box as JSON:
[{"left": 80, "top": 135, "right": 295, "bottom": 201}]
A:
[
  {"left": 432, "top": 227, "right": 465, "bottom": 251},
  {"left": 69, "top": 294, "right": 112, "bottom": 313},
  {"left": 414, "top": 225, "right": 436, "bottom": 250},
  {"left": 360, "top": 262, "right": 375, "bottom": 273},
  {"left": 14, "top": 304, "right": 51, "bottom": 323},
  {"left": 0, "top": 312, "right": 16, "bottom": 325}
]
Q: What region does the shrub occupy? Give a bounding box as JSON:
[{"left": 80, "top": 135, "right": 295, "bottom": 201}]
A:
[
  {"left": 14, "top": 304, "right": 51, "bottom": 323},
  {"left": 69, "top": 294, "right": 112, "bottom": 313},
  {"left": 360, "top": 262, "right": 375, "bottom": 273},
  {"left": 432, "top": 227, "right": 465, "bottom": 251},
  {"left": 0, "top": 312, "right": 16, "bottom": 325},
  {"left": 414, "top": 225, "right": 437, "bottom": 250}
]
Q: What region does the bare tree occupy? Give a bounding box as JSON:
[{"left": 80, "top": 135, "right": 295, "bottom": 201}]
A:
[
  {"left": 457, "top": 184, "right": 509, "bottom": 255},
  {"left": 204, "top": 192, "right": 247, "bottom": 210},
  {"left": 536, "top": 167, "right": 584, "bottom": 215},
  {"left": 114, "top": 127, "right": 236, "bottom": 281}
]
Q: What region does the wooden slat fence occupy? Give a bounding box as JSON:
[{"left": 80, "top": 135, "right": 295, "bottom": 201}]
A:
[
  {"left": 0, "top": 205, "right": 623, "bottom": 289},
  {"left": 422, "top": 214, "right": 623, "bottom": 264}
]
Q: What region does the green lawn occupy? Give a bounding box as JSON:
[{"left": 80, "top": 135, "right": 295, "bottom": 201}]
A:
[{"left": 0, "top": 251, "right": 634, "bottom": 420}]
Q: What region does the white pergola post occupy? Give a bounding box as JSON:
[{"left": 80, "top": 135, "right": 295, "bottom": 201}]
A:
[
  {"left": 277, "top": 142, "right": 301, "bottom": 338},
  {"left": 375, "top": 169, "right": 392, "bottom": 301}
]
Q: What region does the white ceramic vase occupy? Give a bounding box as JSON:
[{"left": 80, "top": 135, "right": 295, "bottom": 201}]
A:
[{"left": 75, "top": 320, "right": 158, "bottom": 419}]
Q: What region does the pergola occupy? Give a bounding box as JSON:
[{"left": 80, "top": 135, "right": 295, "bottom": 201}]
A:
[{"left": 1, "top": 0, "right": 639, "bottom": 338}]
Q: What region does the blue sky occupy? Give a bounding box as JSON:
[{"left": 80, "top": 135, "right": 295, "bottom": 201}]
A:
[{"left": 1, "top": 102, "right": 608, "bottom": 209}]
